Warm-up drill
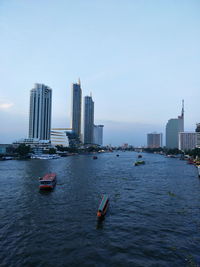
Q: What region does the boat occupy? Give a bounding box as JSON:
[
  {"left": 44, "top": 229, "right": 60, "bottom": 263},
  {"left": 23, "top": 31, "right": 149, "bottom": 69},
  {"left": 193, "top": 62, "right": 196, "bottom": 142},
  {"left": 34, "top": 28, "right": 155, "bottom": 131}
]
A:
[
  {"left": 135, "top": 160, "right": 145, "bottom": 166},
  {"left": 39, "top": 173, "right": 57, "bottom": 190},
  {"left": 93, "top": 156, "right": 98, "bottom": 159},
  {"left": 31, "top": 154, "right": 60, "bottom": 160},
  {"left": 198, "top": 166, "right": 200, "bottom": 178},
  {"left": 97, "top": 195, "right": 109, "bottom": 219},
  {"left": 116, "top": 154, "right": 119, "bottom": 157},
  {"left": 138, "top": 155, "right": 142, "bottom": 158}
]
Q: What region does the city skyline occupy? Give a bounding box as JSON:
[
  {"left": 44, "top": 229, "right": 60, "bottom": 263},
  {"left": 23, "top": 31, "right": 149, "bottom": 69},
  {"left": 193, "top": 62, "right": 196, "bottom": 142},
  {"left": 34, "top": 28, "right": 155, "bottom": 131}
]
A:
[{"left": 0, "top": 1, "right": 199, "bottom": 145}]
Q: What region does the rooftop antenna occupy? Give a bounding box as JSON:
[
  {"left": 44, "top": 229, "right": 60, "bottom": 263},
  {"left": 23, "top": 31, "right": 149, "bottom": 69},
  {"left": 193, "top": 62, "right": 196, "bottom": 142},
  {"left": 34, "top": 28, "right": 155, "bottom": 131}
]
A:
[{"left": 78, "top": 78, "right": 81, "bottom": 86}]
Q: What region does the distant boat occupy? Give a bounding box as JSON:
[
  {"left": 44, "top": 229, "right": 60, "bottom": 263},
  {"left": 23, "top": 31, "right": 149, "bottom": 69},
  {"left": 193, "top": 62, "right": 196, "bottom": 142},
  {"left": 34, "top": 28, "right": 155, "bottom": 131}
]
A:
[
  {"left": 39, "top": 173, "right": 57, "bottom": 190},
  {"left": 97, "top": 195, "right": 109, "bottom": 219},
  {"left": 116, "top": 154, "right": 119, "bottom": 157},
  {"left": 135, "top": 160, "right": 145, "bottom": 166},
  {"left": 138, "top": 155, "right": 142, "bottom": 158},
  {"left": 93, "top": 156, "right": 98, "bottom": 160}
]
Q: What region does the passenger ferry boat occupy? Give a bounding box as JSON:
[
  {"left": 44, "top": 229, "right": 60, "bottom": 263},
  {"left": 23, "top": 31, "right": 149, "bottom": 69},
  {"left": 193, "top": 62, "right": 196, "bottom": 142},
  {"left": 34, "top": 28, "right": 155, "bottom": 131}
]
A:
[
  {"left": 39, "top": 173, "right": 57, "bottom": 190},
  {"left": 97, "top": 195, "right": 109, "bottom": 219}
]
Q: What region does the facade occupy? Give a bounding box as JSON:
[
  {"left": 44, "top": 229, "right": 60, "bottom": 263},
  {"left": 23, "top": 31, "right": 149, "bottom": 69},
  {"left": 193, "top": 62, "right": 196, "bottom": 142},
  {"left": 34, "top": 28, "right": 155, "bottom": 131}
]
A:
[
  {"left": 93, "top": 125, "right": 104, "bottom": 146},
  {"left": 178, "top": 132, "right": 197, "bottom": 151},
  {"left": 195, "top": 123, "right": 200, "bottom": 148},
  {"left": 13, "top": 138, "right": 51, "bottom": 154},
  {"left": 0, "top": 144, "right": 14, "bottom": 154},
  {"left": 71, "top": 80, "right": 82, "bottom": 139},
  {"left": 51, "top": 129, "right": 69, "bottom": 147},
  {"left": 166, "top": 102, "right": 184, "bottom": 149},
  {"left": 29, "top": 83, "right": 52, "bottom": 140},
  {"left": 84, "top": 96, "right": 94, "bottom": 144},
  {"left": 147, "top": 133, "right": 163, "bottom": 148}
]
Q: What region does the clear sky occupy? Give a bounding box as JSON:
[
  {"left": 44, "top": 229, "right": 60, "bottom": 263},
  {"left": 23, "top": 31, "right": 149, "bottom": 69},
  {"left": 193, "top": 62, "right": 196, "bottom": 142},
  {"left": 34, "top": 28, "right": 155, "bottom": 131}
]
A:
[{"left": 0, "top": 0, "right": 200, "bottom": 146}]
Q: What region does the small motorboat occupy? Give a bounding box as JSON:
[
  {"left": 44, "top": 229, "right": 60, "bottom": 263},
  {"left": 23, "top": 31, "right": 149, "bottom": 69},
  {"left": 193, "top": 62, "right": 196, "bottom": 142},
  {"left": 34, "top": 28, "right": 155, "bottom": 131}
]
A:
[
  {"left": 97, "top": 195, "right": 109, "bottom": 219},
  {"left": 135, "top": 160, "right": 145, "bottom": 166},
  {"left": 93, "top": 156, "right": 98, "bottom": 159},
  {"left": 138, "top": 154, "right": 142, "bottom": 158},
  {"left": 116, "top": 154, "right": 119, "bottom": 157}
]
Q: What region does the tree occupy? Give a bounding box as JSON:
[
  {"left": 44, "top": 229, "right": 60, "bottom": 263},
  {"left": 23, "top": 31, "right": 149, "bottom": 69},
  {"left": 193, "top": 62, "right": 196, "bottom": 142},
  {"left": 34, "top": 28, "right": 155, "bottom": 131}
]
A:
[{"left": 15, "top": 144, "right": 31, "bottom": 156}]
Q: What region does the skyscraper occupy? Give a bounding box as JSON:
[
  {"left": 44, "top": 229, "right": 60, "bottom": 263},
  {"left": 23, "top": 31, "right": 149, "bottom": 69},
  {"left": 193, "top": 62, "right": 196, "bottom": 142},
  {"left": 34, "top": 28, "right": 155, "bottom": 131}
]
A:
[
  {"left": 166, "top": 101, "right": 184, "bottom": 148},
  {"left": 84, "top": 95, "right": 94, "bottom": 144},
  {"left": 29, "top": 83, "right": 52, "bottom": 140},
  {"left": 147, "top": 132, "right": 163, "bottom": 148},
  {"left": 71, "top": 79, "right": 82, "bottom": 139},
  {"left": 93, "top": 125, "right": 104, "bottom": 146}
]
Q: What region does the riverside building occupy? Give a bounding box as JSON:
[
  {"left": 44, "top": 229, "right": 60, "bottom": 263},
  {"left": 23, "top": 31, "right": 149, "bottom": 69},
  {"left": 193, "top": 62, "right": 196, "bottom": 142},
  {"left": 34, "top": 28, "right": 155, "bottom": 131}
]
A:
[
  {"left": 147, "top": 132, "right": 163, "bottom": 148},
  {"left": 195, "top": 123, "right": 200, "bottom": 148},
  {"left": 93, "top": 125, "right": 104, "bottom": 146},
  {"left": 178, "top": 132, "right": 197, "bottom": 151},
  {"left": 84, "top": 95, "right": 94, "bottom": 144},
  {"left": 166, "top": 101, "right": 184, "bottom": 149},
  {"left": 71, "top": 79, "right": 82, "bottom": 139},
  {"left": 29, "top": 83, "right": 52, "bottom": 140}
]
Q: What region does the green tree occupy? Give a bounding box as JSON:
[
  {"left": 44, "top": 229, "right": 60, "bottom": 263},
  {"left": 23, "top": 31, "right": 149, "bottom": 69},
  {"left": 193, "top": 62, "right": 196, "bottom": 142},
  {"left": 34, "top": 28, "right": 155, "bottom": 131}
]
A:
[{"left": 15, "top": 144, "right": 31, "bottom": 156}]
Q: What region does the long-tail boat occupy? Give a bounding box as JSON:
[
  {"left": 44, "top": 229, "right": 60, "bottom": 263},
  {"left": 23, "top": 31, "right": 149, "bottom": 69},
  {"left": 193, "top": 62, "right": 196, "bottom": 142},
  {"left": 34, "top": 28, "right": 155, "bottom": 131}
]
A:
[{"left": 97, "top": 195, "right": 109, "bottom": 219}]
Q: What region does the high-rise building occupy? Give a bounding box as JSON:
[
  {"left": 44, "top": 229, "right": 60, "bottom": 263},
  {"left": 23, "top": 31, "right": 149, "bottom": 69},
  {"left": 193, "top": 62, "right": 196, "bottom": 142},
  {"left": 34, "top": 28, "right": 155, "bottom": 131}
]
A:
[
  {"left": 195, "top": 123, "right": 200, "bottom": 148},
  {"left": 84, "top": 95, "right": 94, "bottom": 144},
  {"left": 71, "top": 79, "right": 82, "bottom": 139},
  {"left": 166, "top": 101, "right": 184, "bottom": 148},
  {"left": 93, "top": 125, "right": 104, "bottom": 146},
  {"left": 178, "top": 132, "right": 197, "bottom": 150},
  {"left": 147, "top": 133, "right": 163, "bottom": 148},
  {"left": 29, "top": 83, "right": 52, "bottom": 140}
]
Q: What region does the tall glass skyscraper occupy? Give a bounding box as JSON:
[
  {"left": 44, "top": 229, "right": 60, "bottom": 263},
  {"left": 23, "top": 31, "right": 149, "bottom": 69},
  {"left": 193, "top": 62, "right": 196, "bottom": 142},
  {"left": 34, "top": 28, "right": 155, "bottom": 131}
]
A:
[
  {"left": 29, "top": 83, "right": 52, "bottom": 140},
  {"left": 71, "top": 79, "right": 82, "bottom": 139},
  {"left": 84, "top": 95, "right": 94, "bottom": 144},
  {"left": 166, "top": 101, "right": 184, "bottom": 148}
]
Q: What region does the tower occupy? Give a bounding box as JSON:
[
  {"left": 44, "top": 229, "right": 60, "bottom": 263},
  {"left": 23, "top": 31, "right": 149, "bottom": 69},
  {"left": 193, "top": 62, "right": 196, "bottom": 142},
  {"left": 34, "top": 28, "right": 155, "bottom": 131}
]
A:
[
  {"left": 84, "top": 95, "right": 94, "bottom": 144},
  {"left": 29, "top": 83, "right": 52, "bottom": 140},
  {"left": 166, "top": 101, "right": 184, "bottom": 148},
  {"left": 71, "top": 79, "right": 82, "bottom": 139}
]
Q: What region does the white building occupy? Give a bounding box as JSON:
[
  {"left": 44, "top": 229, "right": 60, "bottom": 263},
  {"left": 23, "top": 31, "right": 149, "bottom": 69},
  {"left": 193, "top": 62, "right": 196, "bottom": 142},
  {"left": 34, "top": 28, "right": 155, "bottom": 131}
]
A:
[
  {"left": 29, "top": 83, "right": 52, "bottom": 140},
  {"left": 166, "top": 102, "right": 184, "bottom": 149},
  {"left": 147, "top": 133, "right": 163, "bottom": 148},
  {"left": 71, "top": 79, "right": 82, "bottom": 139},
  {"left": 178, "top": 132, "right": 197, "bottom": 151},
  {"left": 93, "top": 125, "right": 104, "bottom": 146},
  {"left": 84, "top": 95, "right": 94, "bottom": 144}
]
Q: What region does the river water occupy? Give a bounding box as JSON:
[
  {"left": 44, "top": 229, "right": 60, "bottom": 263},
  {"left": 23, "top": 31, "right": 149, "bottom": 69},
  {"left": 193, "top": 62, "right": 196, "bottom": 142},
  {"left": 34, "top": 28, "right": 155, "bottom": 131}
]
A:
[{"left": 0, "top": 152, "right": 200, "bottom": 266}]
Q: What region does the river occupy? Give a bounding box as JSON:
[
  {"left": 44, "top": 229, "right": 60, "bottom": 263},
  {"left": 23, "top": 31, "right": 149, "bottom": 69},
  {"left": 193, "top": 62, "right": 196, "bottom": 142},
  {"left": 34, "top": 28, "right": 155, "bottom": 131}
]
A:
[{"left": 0, "top": 152, "right": 199, "bottom": 266}]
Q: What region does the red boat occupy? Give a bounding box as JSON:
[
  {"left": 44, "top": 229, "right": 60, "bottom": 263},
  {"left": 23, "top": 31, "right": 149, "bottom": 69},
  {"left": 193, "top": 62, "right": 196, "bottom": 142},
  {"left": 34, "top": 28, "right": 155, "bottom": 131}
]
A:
[{"left": 39, "top": 173, "right": 57, "bottom": 190}]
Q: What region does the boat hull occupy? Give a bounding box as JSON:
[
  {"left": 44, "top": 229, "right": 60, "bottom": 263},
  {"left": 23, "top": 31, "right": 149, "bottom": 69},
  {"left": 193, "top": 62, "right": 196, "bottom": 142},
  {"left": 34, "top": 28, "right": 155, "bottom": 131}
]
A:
[{"left": 97, "top": 195, "right": 109, "bottom": 219}]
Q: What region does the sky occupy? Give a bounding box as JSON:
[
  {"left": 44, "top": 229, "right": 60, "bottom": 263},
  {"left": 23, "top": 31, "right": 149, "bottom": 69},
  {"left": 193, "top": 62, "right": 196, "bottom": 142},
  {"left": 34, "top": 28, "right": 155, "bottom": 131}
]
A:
[{"left": 0, "top": 0, "right": 200, "bottom": 146}]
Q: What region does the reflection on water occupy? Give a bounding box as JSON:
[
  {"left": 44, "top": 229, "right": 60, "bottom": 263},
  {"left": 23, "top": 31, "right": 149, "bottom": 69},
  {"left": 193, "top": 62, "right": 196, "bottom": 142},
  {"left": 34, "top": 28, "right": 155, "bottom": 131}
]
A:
[{"left": 0, "top": 152, "right": 200, "bottom": 266}]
